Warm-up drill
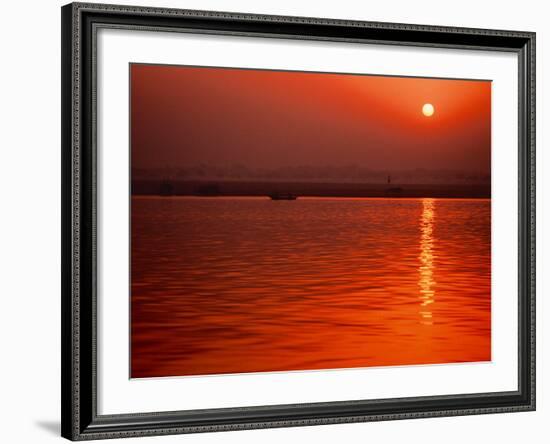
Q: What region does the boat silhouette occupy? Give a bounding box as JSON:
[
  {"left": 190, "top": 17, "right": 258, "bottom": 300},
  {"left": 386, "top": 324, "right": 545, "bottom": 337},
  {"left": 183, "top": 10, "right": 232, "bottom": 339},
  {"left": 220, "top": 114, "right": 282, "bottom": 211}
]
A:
[
  {"left": 194, "top": 183, "right": 222, "bottom": 196},
  {"left": 385, "top": 174, "right": 403, "bottom": 195},
  {"left": 159, "top": 181, "right": 174, "bottom": 196},
  {"left": 269, "top": 192, "right": 297, "bottom": 200}
]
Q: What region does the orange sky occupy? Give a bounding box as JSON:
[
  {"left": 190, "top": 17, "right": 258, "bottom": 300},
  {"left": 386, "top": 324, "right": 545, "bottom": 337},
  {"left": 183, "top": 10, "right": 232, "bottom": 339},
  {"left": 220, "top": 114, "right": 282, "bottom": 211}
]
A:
[{"left": 131, "top": 64, "right": 491, "bottom": 181}]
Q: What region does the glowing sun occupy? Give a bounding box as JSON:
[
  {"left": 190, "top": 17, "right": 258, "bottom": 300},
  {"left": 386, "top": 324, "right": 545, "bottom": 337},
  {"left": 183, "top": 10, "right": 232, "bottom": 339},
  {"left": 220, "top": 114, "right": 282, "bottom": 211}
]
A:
[{"left": 422, "top": 103, "right": 435, "bottom": 117}]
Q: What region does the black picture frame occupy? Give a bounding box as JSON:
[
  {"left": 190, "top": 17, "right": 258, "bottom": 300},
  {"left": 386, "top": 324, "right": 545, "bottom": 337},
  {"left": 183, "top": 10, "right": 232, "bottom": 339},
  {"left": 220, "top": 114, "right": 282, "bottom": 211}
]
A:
[{"left": 61, "top": 2, "right": 536, "bottom": 440}]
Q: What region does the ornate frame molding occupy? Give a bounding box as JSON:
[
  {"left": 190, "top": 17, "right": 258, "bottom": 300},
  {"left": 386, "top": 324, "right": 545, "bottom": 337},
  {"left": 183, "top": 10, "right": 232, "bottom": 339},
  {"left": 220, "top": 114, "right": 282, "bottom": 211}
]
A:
[{"left": 61, "top": 2, "right": 535, "bottom": 440}]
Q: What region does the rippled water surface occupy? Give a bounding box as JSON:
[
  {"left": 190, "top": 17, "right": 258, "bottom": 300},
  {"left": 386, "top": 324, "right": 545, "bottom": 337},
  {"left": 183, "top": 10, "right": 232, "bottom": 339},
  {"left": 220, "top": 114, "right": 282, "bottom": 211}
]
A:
[{"left": 131, "top": 196, "right": 491, "bottom": 378}]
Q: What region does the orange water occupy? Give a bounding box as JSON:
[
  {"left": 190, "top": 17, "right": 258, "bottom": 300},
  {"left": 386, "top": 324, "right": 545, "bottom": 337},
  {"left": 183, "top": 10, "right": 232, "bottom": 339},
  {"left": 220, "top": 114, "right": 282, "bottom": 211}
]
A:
[{"left": 131, "top": 196, "right": 491, "bottom": 378}]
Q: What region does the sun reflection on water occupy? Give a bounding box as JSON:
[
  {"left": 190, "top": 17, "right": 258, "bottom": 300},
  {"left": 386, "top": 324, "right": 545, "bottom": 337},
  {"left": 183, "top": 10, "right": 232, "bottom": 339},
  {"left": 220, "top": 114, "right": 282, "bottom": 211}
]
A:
[{"left": 419, "top": 198, "right": 436, "bottom": 325}]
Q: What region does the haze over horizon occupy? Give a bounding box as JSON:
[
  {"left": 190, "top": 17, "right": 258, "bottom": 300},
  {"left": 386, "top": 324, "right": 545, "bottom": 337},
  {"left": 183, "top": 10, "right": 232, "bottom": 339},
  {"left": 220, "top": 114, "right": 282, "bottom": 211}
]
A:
[
  {"left": 131, "top": 64, "right": 491, "bottom": 185},
  {"left": 132, "top": 164, "right": 490, "bottom": 185}
]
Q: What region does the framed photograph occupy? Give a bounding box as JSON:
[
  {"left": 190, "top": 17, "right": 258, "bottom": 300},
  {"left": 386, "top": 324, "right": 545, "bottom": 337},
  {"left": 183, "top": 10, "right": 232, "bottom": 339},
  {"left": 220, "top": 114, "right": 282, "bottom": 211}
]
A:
[{"left": 61, "top": 2, "right": 536, "bottom": 440}]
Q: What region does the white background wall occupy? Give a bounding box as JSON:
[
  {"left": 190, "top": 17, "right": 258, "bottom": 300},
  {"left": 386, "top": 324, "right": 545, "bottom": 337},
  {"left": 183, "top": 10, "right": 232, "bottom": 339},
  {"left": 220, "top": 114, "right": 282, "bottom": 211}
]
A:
[{"left": 0, "top": 0, "right": 545, "bottom": 443}]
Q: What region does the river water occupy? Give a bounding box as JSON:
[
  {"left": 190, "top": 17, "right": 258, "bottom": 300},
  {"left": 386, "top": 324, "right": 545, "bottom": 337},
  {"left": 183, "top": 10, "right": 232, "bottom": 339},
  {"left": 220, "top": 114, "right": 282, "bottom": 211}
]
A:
[{"left": 131, "top": 196, "right": 491, "bottom": 378}]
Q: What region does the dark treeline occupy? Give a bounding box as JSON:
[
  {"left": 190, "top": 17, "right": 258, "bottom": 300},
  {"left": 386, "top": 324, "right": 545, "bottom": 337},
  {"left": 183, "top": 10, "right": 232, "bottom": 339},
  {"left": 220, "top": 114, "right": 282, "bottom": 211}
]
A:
[
  {"left": 132, "top": 179, "right": 490, "bottom": 199},
  {"left": 132, "top": 164, "right": 490, "bottom": 186}
]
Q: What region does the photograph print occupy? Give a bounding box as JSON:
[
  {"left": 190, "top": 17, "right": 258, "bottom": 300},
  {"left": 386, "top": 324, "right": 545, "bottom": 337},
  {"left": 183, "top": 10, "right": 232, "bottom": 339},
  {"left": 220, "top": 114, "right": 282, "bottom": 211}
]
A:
[{"left": 130, "top": 64, "right": 491, "bottom": 379}]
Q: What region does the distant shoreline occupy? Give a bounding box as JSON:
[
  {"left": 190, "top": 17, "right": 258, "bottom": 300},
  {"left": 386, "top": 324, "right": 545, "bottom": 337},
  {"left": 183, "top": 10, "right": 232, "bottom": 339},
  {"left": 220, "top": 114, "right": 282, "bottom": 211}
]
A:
[{"left": 132, "top": 179, "right": 491, "bottom": 199}]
